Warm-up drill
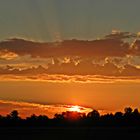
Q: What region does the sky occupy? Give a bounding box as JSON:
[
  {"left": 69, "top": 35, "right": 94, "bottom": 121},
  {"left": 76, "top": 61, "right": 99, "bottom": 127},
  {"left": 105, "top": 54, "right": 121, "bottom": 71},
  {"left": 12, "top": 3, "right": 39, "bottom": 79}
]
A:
[
  {"left": 0, "top": 0, "right": 140, "bottom": 118},
  {"left": 0, "top": 0, "right": 140, "bottom": 41}
]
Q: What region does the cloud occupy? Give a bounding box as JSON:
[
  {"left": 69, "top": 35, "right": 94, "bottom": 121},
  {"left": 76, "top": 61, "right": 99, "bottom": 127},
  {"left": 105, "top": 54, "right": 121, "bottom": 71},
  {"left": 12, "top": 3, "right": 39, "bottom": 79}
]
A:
[
  {"left": 0, "top": 62, "right": 140, "bottom": 77},
  {"left": 105, "top": 31, "right": 136, "bottom": 40},
  {"left": 1, "top": 72, "right": 140, "bottom": 84},
  {"left": 0, "top": 31, "right": 140, "bottom": 79},
  {"left": 0, "top": 100, "right": 92, "bottom": 118},
  {"left": 0, "top": 49, "right": 18, "bottom": 60},
  {"left": 131, "top": 40, "right": 140, "bottom": 55},
  {"left": 0, "top": 32, "right": 134, "bottom": 58}
]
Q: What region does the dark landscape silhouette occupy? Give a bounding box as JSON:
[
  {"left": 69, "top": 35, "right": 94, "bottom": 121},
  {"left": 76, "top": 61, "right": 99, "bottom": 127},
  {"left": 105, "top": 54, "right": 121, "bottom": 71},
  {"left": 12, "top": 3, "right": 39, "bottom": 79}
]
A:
[
  {"left": 0, "top": 107, "right": 140, "bottom": 140},
  {"left": 0, "top": 107, "right": 140, "bottom": 127}
]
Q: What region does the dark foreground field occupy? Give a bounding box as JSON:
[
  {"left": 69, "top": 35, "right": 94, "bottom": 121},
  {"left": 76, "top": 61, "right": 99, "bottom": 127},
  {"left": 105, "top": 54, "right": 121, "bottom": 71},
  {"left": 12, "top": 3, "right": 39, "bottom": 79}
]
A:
[{"left": 0, "top": 127, "right": 140, "bottom": 140}]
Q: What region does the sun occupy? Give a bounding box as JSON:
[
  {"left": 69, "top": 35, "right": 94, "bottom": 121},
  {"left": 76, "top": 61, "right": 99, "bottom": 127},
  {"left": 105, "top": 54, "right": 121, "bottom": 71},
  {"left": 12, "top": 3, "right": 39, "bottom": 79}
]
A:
[{"left": 69, "top": 105, "right": 81, "bottom": 112}]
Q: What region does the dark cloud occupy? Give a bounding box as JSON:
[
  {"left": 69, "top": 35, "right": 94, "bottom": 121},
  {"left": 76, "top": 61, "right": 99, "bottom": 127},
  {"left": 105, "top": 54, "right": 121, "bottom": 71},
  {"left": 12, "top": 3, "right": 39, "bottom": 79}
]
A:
[{"left": 0, "top": 32, "right": 133, "bottom": 58}]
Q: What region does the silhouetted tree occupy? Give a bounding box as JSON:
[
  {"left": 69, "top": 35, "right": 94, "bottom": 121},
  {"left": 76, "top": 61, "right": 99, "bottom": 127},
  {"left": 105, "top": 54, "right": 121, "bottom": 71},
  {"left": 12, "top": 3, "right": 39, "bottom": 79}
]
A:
[
  {"left": 54, "top": 113, "right": 64, "bottom": 120},
  {"left": 100, "top": 113, "right": 114, "bottom": 126},
  {"left": 133, "top": 108, "right": 139, "bottom": 116},
  {"left": 9, "top": 110, "right": 20, "bottom": 120},
  {"left": 0, "top": 107, "right": 140, "bottom": 127},
  {"left": 114, "top": 112, "right": 123, "bottom": 119},
  {"left": 114, "top": 112, "right": 124, "bottom": 126},
  {"left": 38, "top": 115, "right": 49, "bottom": 121},
  {"left": 124, "top": 107, "right": 133, "bottom": 116},
  {"left": 87, "top": 110, "right": 100, "bottom": 119},
  {"left": 26, "top": 114, "right": 38, "bottom": 121}
]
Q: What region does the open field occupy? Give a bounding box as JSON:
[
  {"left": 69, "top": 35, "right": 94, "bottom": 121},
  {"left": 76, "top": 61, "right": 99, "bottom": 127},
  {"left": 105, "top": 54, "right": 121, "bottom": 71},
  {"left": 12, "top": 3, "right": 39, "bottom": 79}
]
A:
[{"left": 0, "top": 127, "right": 140, "bottom": 140}]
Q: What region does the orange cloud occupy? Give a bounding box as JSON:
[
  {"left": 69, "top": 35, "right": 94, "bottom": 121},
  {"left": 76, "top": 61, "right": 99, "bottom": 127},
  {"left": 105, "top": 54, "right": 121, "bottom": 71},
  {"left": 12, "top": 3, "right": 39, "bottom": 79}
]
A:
[
  {"left": 0, "top": 62, "right": 140, "bottom": 77},
  {"left": 0, "top": 73, "right": 140, "bottom": 84},
  {"left": 0, "top": 49, "right": 18, "bottom": 60},
  {"left": 0, "top": 31, "right": 140, "bottom": 79},
  {"left": 0, "top": 100, "right": 92, "bottom": 118}
]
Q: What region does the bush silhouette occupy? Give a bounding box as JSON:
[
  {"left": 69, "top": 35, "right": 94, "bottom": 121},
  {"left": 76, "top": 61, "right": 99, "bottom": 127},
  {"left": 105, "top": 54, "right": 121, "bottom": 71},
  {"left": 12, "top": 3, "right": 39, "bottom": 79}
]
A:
[{"left": 0, "top": 107, "right": 140, "bottom": 127}]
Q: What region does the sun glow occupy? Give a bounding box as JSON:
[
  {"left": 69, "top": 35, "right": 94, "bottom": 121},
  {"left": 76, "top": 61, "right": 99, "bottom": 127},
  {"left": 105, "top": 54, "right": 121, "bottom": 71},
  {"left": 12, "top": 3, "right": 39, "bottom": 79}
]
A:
[{"left": 69, "top": 105, "right": 81, "bottom": 112}]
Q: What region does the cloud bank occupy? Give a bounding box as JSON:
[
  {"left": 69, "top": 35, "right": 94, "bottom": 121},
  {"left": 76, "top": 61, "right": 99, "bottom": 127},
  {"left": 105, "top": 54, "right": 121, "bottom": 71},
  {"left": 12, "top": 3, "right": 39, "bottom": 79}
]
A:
[
  {"left": 0, "top": 31, "right": 139, "bottom": 58},
  {"left": 0, "top": 31, "right": 140, "bottom": 81}
]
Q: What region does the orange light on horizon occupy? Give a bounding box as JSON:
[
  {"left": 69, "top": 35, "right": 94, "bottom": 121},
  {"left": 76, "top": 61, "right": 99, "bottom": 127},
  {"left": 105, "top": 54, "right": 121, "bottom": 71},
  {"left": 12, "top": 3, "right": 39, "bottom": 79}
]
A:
[{"left": 69, "top": 105, "right": 81, "bottom": 112}]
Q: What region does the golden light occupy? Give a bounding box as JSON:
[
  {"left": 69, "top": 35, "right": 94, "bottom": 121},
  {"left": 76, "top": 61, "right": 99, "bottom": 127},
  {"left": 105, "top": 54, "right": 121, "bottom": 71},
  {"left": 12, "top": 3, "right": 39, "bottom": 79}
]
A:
[{"left": 69, "top": 105, "right": 81, "bottom": 112}]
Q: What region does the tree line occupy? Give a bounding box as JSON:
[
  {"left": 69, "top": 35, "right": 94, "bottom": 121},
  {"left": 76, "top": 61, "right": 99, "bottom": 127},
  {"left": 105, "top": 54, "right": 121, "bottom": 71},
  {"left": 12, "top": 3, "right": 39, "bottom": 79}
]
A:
[{"left": 0, "top": 107, "right": 140, "bottom": 127}]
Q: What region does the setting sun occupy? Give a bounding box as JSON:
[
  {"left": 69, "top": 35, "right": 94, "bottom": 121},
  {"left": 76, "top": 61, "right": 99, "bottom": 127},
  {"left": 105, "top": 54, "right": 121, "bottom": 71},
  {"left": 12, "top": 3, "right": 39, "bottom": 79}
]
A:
[{"left": 69, "top": 105, "right": 81, "bottom": 112}]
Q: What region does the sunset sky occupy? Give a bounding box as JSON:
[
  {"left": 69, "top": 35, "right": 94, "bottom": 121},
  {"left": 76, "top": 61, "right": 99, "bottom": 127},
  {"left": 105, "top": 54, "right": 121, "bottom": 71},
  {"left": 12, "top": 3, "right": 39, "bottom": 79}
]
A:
[{"left": 0, "top": 0, "right": 140, "bottom": 118}]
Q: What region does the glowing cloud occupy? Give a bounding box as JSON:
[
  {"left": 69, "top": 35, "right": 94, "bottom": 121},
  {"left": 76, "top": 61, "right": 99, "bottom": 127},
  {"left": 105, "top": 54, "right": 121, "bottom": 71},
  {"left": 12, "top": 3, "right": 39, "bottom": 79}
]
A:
[
  {"left": 0, "top": 50, "right": 18, "bottom": 60},
  {"left": 0, "top": 100, "right": 92, "bottom": 118}
]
